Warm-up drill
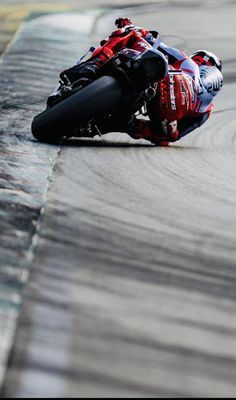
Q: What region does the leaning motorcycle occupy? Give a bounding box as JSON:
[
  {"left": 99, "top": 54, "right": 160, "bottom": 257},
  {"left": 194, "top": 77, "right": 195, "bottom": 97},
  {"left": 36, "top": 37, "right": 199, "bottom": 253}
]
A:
[{"left": 31, "top": 39, "right": 168, "bottom": 143}]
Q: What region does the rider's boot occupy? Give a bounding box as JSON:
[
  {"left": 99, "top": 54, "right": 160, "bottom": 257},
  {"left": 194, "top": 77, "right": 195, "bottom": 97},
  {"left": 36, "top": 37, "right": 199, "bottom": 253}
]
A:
[
  {"left": 60, "top": 59, "right": 100, "bottom": 84},
  {"left": 127, "top": 118, "right": 170, "bottom": 146}
]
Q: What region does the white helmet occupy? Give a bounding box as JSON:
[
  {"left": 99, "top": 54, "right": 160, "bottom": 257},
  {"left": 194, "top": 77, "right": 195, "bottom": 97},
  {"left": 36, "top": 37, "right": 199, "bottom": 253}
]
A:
[{"left": 191, "top": 49, "right": 222, "bottom": 71}]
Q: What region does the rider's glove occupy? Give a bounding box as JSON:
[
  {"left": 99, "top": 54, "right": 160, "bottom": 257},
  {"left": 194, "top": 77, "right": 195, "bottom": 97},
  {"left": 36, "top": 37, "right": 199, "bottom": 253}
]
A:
[{"left": 145, "top": 33, "right": 156, "bottom": 45}]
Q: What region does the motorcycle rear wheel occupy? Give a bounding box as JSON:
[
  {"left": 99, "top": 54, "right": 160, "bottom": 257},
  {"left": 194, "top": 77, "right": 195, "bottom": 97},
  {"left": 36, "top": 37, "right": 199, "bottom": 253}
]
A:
[{"left": 31, "top": 76, "right": 122, "bottom": 143}]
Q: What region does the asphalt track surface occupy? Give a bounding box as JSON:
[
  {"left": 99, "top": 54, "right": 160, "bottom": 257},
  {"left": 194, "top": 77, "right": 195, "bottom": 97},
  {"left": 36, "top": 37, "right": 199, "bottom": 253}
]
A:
[{"left": 1, "top": 0, "right": 236, "bottom": 397}]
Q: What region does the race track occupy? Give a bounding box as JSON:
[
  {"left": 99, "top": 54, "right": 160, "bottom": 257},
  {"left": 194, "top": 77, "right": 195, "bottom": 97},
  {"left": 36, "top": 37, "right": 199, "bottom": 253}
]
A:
[{"left": 1, "top": 0, "right": 236, "bottom": 397}]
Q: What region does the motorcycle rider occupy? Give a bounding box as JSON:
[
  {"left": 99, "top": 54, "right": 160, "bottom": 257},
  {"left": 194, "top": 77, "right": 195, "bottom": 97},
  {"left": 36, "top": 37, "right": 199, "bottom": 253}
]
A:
[{"left": 60, "top": 18, "right": 223, "bottom": 146}]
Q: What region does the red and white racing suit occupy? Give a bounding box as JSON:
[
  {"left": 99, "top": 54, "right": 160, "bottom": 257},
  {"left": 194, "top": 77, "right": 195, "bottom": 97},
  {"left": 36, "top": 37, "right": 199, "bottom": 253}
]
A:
[{"left": 87, "top": 22, "right": 223, "bottom": 145}]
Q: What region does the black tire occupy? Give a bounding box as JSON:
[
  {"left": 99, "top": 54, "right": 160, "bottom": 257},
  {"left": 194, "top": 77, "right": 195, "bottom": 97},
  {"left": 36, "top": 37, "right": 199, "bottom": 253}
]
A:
[{"left": 31, "top": 76, "right": 122, "bottom": 143}]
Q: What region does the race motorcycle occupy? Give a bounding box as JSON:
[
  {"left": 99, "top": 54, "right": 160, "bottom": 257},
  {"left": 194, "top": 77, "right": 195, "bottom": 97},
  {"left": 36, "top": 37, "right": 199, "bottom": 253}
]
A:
[{"left": 31, "top": 34, "right": 168, "bottom": 143}]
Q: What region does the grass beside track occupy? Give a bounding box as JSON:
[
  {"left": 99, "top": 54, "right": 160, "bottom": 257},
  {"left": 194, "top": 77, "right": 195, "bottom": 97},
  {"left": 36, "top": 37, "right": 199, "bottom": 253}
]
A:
[{"left": 0, "top": 1, "right": 79, "bottom": 55}]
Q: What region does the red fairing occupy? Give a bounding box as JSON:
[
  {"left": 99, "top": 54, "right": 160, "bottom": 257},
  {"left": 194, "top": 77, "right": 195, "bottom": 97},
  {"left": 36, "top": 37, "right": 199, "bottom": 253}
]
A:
[{"left": 90, "top": 27, "right": 152, "bottom": 64}]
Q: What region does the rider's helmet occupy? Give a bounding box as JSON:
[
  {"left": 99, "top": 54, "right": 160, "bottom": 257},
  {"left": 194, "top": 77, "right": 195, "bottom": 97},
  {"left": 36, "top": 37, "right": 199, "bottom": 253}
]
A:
[
  {"left": 191, "top": 50, "right": 223, "bottom": 97},
  {"left": 190, "top": 50, "right": 222, "bottom": 71}
]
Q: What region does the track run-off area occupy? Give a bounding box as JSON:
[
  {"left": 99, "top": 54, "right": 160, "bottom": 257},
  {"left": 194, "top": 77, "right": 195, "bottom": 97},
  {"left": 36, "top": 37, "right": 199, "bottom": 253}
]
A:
[{"left": 0, "top": 0, "right": 236, "bottom": 397}]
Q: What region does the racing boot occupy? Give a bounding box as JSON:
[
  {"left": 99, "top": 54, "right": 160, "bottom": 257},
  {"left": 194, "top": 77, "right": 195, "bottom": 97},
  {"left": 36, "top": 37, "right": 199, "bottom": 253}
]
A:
[
  {"left": 127, "top": 118, "right": 170, "bottom": 146},
  {"left": 60, "top": 60, "right": 100, "bottom": 85}
]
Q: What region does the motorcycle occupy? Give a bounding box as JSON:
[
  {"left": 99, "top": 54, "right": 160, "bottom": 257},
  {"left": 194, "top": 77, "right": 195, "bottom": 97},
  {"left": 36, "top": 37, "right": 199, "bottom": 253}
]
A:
[{"left": 31, "top": 35, "right": 173, "bottom": 143}]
